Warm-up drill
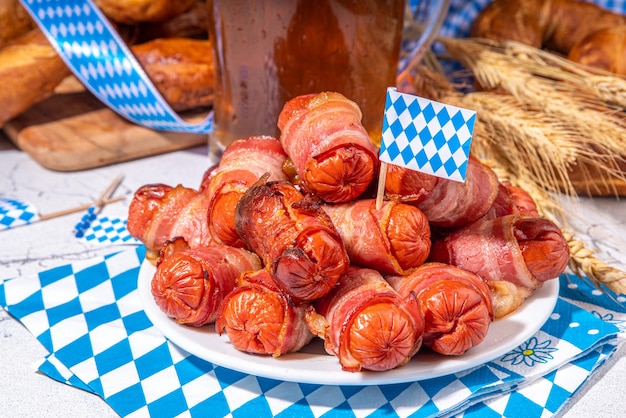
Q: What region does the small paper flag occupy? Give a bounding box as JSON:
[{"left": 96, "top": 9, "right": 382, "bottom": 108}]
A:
[
  {"left": 0, "top": 197, "right": 40, "bottom": 230},
  {"left": 74, "top": 207, "right": 141, "bottom": 245},
  {"left": 379, "top": 87, "right": 476, "bottom": 182}
]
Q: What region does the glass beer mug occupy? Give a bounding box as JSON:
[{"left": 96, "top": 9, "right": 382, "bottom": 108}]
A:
[{"left": 206, "top": 0, "right": 449, "bottom": 154}]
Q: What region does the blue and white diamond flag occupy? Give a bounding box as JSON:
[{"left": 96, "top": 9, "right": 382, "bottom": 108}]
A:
[
  {"left": 0, "top": 197, "right": 40, "bottom": 230},
  {"left": 379, "top": 87, "right": 476, "bottom": 182},
  {"left": 74, "top": 208, "right": 141, "bottom": 245}
]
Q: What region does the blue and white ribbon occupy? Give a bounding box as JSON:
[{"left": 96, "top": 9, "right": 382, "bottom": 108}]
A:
[{"left": 19, "top": 0, "right": 213, "bottom": 133}]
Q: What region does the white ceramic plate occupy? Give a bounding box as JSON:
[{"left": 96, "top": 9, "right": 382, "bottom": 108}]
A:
[{"left": 138, "top": 259, "right": 559, "bottom": 386}]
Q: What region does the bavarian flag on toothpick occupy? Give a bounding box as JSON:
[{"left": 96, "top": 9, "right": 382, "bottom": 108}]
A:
[{"left": 379, "top": 87, "right": 476, "bottom": 182}]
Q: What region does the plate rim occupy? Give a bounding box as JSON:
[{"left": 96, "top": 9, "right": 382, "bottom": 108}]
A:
[{"left": 137, "top": 258, "right": 560, "bottom": 386}]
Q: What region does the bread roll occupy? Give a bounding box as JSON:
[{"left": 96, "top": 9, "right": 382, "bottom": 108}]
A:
[
  {"left": 136, "top": 0, "right": 208, "bottom": 42},
  {"left": 132, "top": 37, "right": 214, "bottom": 111},
  {"left": 0, "top": 29, "right": 71, "bottom": 127},
  {"left": 0, "top": 33, "right": 213, "bottom": 127},
  {"left": 0, "top": 0, "right": 35, "bottom": 49},
  {"left": 93, "top": 0, "right": 196, "bottom": 24}
]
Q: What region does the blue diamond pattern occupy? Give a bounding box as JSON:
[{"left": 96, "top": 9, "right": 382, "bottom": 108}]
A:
[
  {"left": 0, "top": 197, "right": 39, "bottom": 229},
  {"left": 401, "top": 145, "right": 415, "bottom": 165},
  {"left": 436, "top": 108, "right": 451, "bottom": 126},
  {"left": 380, "top": 88, "right": 476, "bottom": 182},
  {"left": 0, "top": 248, "right": 623, "bottom": 418}
]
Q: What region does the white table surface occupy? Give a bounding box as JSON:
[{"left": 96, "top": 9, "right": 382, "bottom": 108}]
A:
[{"left": 1, "top": 134, "right": 625, "bottom": 418}]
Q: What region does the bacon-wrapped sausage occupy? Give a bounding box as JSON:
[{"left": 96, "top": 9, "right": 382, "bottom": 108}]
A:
[
  {"left": 428, "top": 214, "right": 570, "bottom": 318},
  {"left": 277, "top": 91, "right": 380, "bottom": 203},
  {"left": 481, "top": 181, "right": 540, "bottom": 221},
  {"left": 322, "top": 199, "right": 431, "bottom": 276},
  {"left": 151, "top": 237, "right": 262, "bottom": 327},
  {"left": 216, "top": 269, "right": 314, "bottom": 356},
  {"left": 306, "top": 267, "right": 424, "bottom": 372},
  {"left": 387, "top": 262, "right": 494, "bottom": 356},
  {"left": 384, "top": 156, "right": 500, "bottom": 228},
  {"left": 199, "top": 136, "right": 289, "bottom": 248},
  {"left": 127, "top": 184, "right": 214, "bottom": 260},
  {"left": 234, "top": 177, "right": 349, "bottom": 301}
]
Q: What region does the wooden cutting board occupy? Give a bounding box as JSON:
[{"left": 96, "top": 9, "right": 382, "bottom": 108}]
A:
[{"left": 3, "top": 83, "right": 208, "bottom": 172}]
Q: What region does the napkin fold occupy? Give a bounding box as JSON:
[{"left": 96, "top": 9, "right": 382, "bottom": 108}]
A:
[{"left": 1, "top": 247, "right": 624, "bottom": 418}]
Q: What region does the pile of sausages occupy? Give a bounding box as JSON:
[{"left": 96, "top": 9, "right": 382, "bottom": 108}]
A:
[{"left": 127, "top": 91, "right": 570, "bottom": 373}]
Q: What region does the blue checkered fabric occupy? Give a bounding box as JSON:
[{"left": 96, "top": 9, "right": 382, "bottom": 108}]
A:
[
  {"left": 19, "top": 0, "right": 212, "bottom": 133},
  {"left": 1, "top": 247, "right": 623, "bottom": 418},
  {"left": 0, "top": 197, "right": 40, "bottom": 230},
  {"left": 436, "top": 0, "right": 626, "bottom": 40},
  {"left": 406, "top": 0, "right": 626, "bottom": 79},
  {"left": 380, "top": 88, "right": 475, "bottom": 182}
]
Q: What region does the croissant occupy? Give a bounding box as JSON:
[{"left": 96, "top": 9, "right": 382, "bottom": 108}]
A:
[{"left": 471, "top": 0, "right": 626, "bottom": 75}]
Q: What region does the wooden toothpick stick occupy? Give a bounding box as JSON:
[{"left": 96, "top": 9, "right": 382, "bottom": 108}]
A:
[
  {"left": 39, "top": 196, "right": 126, "bottom": 221},
  {"left": 93, "top": 174, "right": 124, "bottom": 214},
  {"left": 375, "top": 162, "right": 388, "bottom": 210},
  {"left": 39, "top": 174, "right": 126, "bottom": 221}
]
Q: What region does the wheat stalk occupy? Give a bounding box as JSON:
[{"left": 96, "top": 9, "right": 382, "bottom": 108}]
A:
[
  {"left": 441, "top": 38, "right": 626, "bottom": 160},
  {"left": 564, "top": 231, "right": 626, "bottom": 295},
  {"left": 404, "top": 52, "right": 626, "bottom": 295}
]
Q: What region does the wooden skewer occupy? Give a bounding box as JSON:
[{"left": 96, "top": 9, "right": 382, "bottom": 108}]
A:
[
  {"left": 39, "top": 174, "right": 125, "bottom": 221},
  {"left": 39, "top": 196, "right": 126, "bottom": 221},
  {"left": 375, "top": 161, "right": 388, "bottom": 211},
  {"left": 93, "top": 174, "right": 124, "bottom": 214}
]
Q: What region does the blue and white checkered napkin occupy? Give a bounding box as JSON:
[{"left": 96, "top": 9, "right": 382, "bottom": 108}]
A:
[
  {"left": 1, "top": 247, "right": 623, "bottom": 418},
  {"left": 0, "top": 197, "right": 40, "bottom": 230},
  {"left": 380, "top": 88, "right": 475, "bottom": 182}
]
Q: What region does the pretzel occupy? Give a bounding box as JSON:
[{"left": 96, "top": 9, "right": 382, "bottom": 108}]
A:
[{"left": 471, "top": 0, "right": 626, "bottom": 74}]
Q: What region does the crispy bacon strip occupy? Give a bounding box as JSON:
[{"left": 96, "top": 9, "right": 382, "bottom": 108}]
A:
[
  {"left": 428, "top": 214, "right": 570, "bottom": 318},
  {"left": 481, "top": 181, "right": 540, "bottom": 221},
  {"left": 199, "top": 136, "right": 289, "bottom": 248},
  {"left": 234, "top": 177, "right": 349, "bottom": 301},
  {"left": 151, "top": 237, "right": 262, "bottom": 326},
  {"left": 277, "top": 91, "right": 380, "bottom": 203},
  {"left": 322, "top": 199, "right": 431, "bottom": 275},
  {"left": 127, "top": 184, "right": 214, "bottom": 259},
  {"left": 216, "top": 269, "right": 314, "bottom": 356},
  {"left": 385, "top": 156, "right": 500, "bottom": 228},
  {"left": 387, "top": 262, "right": 494, "bottom": 356},
  {"left": 305, "top": 266, "right": 424, "bottom": 372}
]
